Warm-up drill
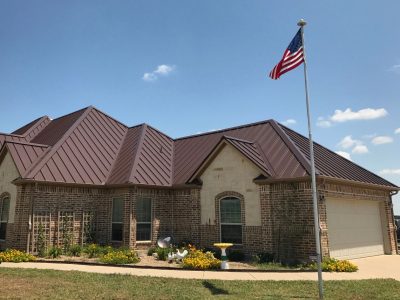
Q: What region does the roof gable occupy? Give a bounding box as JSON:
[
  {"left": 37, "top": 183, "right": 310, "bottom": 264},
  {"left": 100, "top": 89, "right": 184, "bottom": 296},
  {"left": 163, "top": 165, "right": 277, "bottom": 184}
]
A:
[{"left": 188, "top": 136, "right": 271, "bottom": 183}]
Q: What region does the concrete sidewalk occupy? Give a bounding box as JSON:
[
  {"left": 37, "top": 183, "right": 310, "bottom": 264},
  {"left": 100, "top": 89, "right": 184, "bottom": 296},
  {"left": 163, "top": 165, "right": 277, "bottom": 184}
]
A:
[{"left": 1, "top": 255, "right": 399, "bottom": 281}]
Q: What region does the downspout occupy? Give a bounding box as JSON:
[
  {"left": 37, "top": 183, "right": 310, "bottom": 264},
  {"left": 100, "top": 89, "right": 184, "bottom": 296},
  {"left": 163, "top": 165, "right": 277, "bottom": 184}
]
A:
[{"left": 390, "top": 191, "right": 399, "bottom": 254}]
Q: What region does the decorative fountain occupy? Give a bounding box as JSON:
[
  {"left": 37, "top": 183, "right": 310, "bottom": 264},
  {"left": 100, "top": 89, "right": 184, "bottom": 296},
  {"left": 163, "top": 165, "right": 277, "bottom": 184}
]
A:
[{"left": 213, "top": 243, "right": 233, "bottom": 270}]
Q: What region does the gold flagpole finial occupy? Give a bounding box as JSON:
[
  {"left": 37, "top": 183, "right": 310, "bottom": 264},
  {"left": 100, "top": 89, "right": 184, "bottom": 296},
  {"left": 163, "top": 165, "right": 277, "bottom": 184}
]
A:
[{"left": 297, "top": 19, "right": 307, "bottom": 27}]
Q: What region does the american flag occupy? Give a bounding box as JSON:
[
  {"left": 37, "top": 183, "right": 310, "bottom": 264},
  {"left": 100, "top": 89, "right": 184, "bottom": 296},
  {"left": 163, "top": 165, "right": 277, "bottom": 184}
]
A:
[{"left": 269, "top": 29, "right": 304, "bottom": 80}]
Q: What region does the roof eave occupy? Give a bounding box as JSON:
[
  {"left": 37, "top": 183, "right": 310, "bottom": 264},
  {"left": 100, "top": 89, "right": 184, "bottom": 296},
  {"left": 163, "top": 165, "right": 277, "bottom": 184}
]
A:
[{"left": 253, "top": 174, "right": 399, "bottom": 191}]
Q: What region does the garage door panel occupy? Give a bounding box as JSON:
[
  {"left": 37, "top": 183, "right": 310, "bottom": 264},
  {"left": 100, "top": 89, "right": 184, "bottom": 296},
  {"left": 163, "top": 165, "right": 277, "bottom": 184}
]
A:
[{"left": 326, "top": 198, "right": 384, "bottom": 259}]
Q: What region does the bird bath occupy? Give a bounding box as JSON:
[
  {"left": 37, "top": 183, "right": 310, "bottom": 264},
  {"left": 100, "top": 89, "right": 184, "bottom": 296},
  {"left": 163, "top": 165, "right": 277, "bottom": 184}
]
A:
[{"left": 213, "top": 243, "right": 233, "bottom": 270}]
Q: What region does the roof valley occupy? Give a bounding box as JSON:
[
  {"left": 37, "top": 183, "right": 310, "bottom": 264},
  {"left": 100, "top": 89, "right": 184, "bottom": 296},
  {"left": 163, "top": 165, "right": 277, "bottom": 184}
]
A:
[{"left": 128, "top": 124, "right": 148, "bottom": 184}]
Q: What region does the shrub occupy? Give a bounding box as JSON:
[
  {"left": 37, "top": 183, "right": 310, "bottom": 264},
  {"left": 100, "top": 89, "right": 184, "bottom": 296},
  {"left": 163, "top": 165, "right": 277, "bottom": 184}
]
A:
[
  {"left": 68, "top": 244, "right": 82, "bottom": 257},
  {"left": 99, "top": 249, "right": 139, "bottom": 264},
  {"left": 156, "top": 247, "right": 171, "bottom": 261},
  {"left": 36, "top": 223, "right": 47, "bottom": 258},
  {"left": 0, "top": 249, "right": 36, "bottom": 263},
  {"left": 83, "top": 244, "right": 103, "bottom": 258},
  {"left": 147, "top": 247, "right": 157, "bottom": 256},
  {"left": 47, "top": 246, "right": 63, "bottom": 259},
  {"left": 228, "top": 250, "right": 245, "bottom": 262},
  {"left": 182, "top": 250, "right": 221, "bottom": 270},
  {"left": 306, "top": 258, "right": 358, "bottom": 272},
  {"left": 254, "top": 252, "right": 275, "bottom": 264}
]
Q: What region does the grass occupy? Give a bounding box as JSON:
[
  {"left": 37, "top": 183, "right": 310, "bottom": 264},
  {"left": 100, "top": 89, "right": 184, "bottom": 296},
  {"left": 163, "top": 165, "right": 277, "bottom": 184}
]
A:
[
  {"left": 0, "top": 268, "right": 399, "bottom": 299},
  {"left": 255, "top": 262, "right": 300, "bottom": 271}
]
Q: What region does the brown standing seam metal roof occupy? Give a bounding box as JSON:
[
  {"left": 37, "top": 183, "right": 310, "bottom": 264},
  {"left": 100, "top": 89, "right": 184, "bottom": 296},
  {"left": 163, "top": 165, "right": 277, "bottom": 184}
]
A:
[
  {"left": 279, "top": 124, "right": 397, "bottom": 187},
  {"left": 1, "top": 106, "right": 397, "bottom": 189},
  {"left": 0, "top": 141, "right": 49, "bottom": 175}
]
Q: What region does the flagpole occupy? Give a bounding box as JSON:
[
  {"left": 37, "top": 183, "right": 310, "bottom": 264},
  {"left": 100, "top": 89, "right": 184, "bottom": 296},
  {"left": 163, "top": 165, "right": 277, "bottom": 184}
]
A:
[{"left": 297, "top": 19, "right": 324, "bottom": 299}]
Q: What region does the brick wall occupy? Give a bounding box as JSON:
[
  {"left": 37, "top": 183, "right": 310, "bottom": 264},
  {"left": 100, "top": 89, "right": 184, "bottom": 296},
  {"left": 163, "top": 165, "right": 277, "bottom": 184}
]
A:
[{"left": 5, "top": 180, "right": 397, "bottom": 260}]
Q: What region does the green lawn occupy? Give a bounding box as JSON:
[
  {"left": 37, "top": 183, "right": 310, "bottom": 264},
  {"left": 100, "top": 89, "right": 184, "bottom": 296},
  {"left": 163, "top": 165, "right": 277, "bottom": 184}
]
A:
[{"left": 0, "top": 268, "right": 399, "bottom": 299}]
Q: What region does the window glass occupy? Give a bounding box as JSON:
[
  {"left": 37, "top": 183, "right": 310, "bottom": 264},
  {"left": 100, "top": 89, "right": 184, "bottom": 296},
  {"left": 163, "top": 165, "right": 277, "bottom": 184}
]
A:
[
  {"left": 112, "top": 198, "right": 123, "bottom": 223},
  {"left": 0, "top": 197, "right": 10, "bottom": 240},
  {"left": 220, "top": 198, "right": 241, "bottom": 223},
  {"left": 137, "top": 198, "right": 151, "bottom": 223},
  {"left": 111, "top": 198, "right": 123, "bottom": 241},
  {"left": 220, "top": 197, "right": 242, "bottom": 244},
  {"left": 136, "top": 198, "right": 151, "bottom": 241}
]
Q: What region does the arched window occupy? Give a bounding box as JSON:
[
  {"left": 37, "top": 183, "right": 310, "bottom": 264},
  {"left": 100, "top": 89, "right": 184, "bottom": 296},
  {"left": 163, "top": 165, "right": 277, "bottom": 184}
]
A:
[
  {"left": 220, "top": 197, "right": 242, "bottom": 244},
  {"left": 0, "top": 195, "right": 10, "bottom": 240}
]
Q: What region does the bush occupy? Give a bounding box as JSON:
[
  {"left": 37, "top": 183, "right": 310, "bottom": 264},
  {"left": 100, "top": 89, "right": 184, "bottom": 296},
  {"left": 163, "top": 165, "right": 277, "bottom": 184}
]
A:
[
  {"left": 83, "top": 244, "right": 105, "bottom": 258},
  {"left": 36, "top": 223, "right": 47, "bottom": 258},
  {"left": 182, "top": 250, "right": 221, "bottom": 270},
  {"left": 156, "top": 247, "right": 171, "bottom": 261},
  {"left": 306, "top": 258, "right": 358, "bottom": 272},
  {"left": 228, "top": 250, "right": 245, "bottom": 262},
  {"left": 147, "top": 247, "right": 157, "bottom": 256},
  {"left": 254, "top": 252, "right": 275, "bottom": 264},
  {"left": 99, "top": 249, "right": 139, "bottom": 265},
  {"left": 0, "top": 249, "right": 36, "bottom": 263},
  {"left": 47, "top": 246, "right": 63, "bottom": 259},
  {"left": 68, "top": 244, "right": 82, "bottom": 257}
]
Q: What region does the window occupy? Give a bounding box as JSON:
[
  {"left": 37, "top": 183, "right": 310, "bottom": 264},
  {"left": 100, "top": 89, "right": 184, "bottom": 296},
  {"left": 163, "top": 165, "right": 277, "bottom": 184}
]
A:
[
  {"left": 0, "top": 196, "right": 10, "bottom": 240},
  {"left": 136, "top": 198, "right": 152, "bottom": 241},
  {"left": 220, "top": 197, "right": 242, "bottom": 244},
  {"left": 111, "top": 198, "right": 123, "bottom": 241}
]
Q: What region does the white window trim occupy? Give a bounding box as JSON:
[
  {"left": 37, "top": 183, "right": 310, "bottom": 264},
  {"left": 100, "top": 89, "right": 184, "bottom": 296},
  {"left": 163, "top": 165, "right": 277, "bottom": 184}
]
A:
[{"left": 219, "top": 197, "right": 243, "bottom": 245}]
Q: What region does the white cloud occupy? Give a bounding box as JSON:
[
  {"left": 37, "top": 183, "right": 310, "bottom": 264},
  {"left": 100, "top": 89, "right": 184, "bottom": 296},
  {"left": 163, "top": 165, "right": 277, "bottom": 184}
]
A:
[
  {"left": 335, "top": 151, "right": 352, "bottom": 161},
  {"left": 316, "top": 117, "right": 332, "bottom": 128},
  {"left": 379, "top": 169, "right": 400, "bottom": 175},
  {"left": 142, "top": 64, "right": 175, "bottom": 82},
  {"left": 330, "top": 108, "right": 388, "bottom": 123},
  {"left": 395, "top": 128, "right": 400, "bottom": 134},
  {"left": 142, "top": 73, "right": 157, "bottom": 82},
  {"left": 371, "top": 136, "right": 394, "bottom": 145},
  {"left": 337, "top": 135, "right": 362, "bottom": 149},
  {"left": 352, "top": 145, "right": 369, "bottom": 154},
  {"left": 389, "top": 64, "right": 400, "bottom": 74},
  {"left": 154, "top": 64, "right": 174, "bottom": 75},
  {"left": 282, "top": 119, "right": 297, "bottom": 126}
]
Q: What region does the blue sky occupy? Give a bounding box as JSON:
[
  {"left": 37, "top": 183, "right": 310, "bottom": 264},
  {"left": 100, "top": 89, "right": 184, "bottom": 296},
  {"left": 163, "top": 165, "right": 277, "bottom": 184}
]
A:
[{"left": 0, "top": 1, "right": 399, "bottom": 212}]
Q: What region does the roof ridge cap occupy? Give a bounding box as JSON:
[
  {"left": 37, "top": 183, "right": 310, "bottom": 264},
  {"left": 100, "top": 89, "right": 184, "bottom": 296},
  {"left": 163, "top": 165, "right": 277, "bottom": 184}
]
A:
[
  {"left": 20, "top": 116, "right": 51, "bottom": 139},
  {"left": 23, "top": 106, "right": 94, "bottom": 179},
  {"left": 223, "top": 135, "right": 254, "bottom": 144},
  {"left": 270, "top": 120, "right": 315, "bottom": 175},
  {"left": 104, "top": 126, "right": 131, "bottom": 184},
  {"left": 253, "top": 141, "right": 277, "bottom": 177},
  {"left": 175, "top": 119, "right": 275, "bottom": 141},
  {"left": 127, "top": 124, "right": 148, "bottom": 184},
  {"left": 3, "top": 140, "right": 49, "bottom": 148},
  {"left": 90, "top": 106, "right": 129, "bottom": 129},
  {"left": 224, "top": 139, "right": 271, "bottom": 176}
]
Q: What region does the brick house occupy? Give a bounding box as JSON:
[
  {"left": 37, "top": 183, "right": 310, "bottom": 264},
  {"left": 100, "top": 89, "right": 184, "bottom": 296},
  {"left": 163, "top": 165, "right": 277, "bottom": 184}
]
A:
[{"left": 0, "top": 106, "right": 398, "bottom": 261}]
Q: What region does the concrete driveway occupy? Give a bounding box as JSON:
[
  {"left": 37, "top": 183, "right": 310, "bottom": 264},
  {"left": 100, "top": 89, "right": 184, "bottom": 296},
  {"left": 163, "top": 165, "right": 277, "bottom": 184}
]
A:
[{"left": 1, "top": 255, "right": 399, "bottom": 281}]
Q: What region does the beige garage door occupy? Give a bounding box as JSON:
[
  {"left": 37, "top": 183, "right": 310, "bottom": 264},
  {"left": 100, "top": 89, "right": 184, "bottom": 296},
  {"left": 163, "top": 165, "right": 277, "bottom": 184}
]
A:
[{"left": 326, "top": 198, "right": 385, "bottom": 259}]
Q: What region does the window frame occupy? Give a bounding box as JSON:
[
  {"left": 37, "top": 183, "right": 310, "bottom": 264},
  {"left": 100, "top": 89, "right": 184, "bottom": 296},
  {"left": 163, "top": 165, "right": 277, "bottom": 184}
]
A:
[
  {"left": 219, "top": 196, "right": 243, "bottom": 245},
  {"left": 0, "top": 195, "right": 10, "bottom": 241},
  {"left": 136, "top": 197, "right": 152, "bottom": 242},
  {"left": 111, "top": 197, "right": 124, "bottom": 242}
]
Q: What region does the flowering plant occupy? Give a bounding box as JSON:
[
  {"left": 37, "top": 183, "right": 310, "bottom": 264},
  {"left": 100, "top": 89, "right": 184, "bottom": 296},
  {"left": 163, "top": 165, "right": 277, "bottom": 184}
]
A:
[{"left": 0, "top": 249, "right": 36, "bottom": 263}]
